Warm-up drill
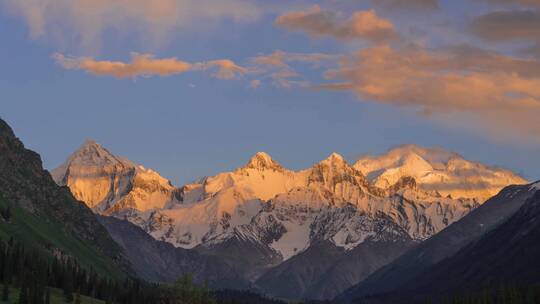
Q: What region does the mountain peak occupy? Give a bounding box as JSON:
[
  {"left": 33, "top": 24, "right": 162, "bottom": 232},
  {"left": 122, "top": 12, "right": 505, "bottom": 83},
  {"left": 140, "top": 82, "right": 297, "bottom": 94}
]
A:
[
  {"left": 83, "top": 138, "right": 98, "bottom": 146},
  {"left": 320, "top": 152, "right": 348, "bottom": 166},
  {"left": 51, "top": 140, "right": 130, "bottom": 184},
  {"left": 329, "top": 152, "right": 344, "bottom": 160},
  {"left": 244, "top": 152, "right": 283, "bottom": 171},
  {"left": 69, "top": 140, "right": 125, "bottom": 167},
  {"left": 388, "top": 144, "right": 461, "bottom": 166},
  {"left": 52, "top": 139, "right": 177, "bottom": 212},
  {"left": 353, "top": 144, "right": 527, "bottom": 201}
]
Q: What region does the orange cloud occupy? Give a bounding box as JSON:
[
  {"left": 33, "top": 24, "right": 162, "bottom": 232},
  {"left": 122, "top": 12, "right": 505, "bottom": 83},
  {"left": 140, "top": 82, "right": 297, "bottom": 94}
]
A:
[
  {"left": 320, "top": 45, "right": 540, "bottom": 139},
  {"left": 201, "top": 60, "right": 248, "bottom": 80},
  {"left": 53, "top": 53, "right": 247, "bottom": 79},
  {"left": 275, "top": 5, "right": 397, "bottom": 42}
]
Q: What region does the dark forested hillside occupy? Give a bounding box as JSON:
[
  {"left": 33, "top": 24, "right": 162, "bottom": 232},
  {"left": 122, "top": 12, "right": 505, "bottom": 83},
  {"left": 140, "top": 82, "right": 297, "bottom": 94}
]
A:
[{"left": 0, "top": 118, "right": 127, "bottom": 277}]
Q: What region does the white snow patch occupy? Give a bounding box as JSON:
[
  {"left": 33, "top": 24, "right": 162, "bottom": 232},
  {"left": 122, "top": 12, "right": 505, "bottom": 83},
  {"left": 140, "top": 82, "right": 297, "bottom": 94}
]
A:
[{"left": 270, "top": 221, "right": 311, "bottom": 260}]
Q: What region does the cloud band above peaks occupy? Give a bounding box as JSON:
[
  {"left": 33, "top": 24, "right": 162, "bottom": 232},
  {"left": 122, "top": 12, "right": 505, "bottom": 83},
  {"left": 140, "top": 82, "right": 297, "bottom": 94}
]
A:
[{"left": 53, "top": 53, "right": 247, "bottom": 79}]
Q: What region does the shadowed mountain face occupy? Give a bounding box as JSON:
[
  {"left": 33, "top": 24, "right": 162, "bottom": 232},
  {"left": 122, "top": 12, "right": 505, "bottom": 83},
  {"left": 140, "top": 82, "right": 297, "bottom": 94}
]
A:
[
  {"left": 0, "top": 118, "right": 128, "bottom": 276},
  {"left": 97, "top": 215, "right": 251, "bottom": 289},
  {"left": 341, "top": 182, "right": 540, "bottom": 303},
  {"left": 256, "top": 234, "right": 415, "bottom": 300},
  {"left": 409, "top": 187, "right": 540, "bottom": 297}
]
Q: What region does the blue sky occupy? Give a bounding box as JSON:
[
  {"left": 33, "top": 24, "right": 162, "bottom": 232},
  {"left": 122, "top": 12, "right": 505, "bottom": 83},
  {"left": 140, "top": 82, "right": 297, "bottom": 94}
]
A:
[{"left": 1, "top": 0, "right": 539, "bottom": 184}]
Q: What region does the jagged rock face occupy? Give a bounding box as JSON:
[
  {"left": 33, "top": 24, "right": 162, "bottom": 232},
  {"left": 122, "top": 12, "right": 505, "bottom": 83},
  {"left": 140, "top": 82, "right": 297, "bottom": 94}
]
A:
[
  {"left": 354, "top": 144, "right": 527, "bottom": 202},
  {"left": 52, "top": 140, "right": 179, "bottom": 214},
  {"left": 116, "top": 152, "right": 476, "bottom": 254},
  {"left": 53, "top": 146, "right": 497, "bottom": 254}
]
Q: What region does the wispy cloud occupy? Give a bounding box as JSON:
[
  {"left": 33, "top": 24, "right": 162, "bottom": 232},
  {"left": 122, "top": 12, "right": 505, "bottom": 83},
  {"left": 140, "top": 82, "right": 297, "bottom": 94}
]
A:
[
  {"left": 319, "top": 44, "right": 540, "bottom": 139},
  {"left": 275, "top": 5, "right": 397, "bottom": 42},
  {"left": 252, "top": 51, "right": 338, "bottom": 68},
  {"left": 251, "top": 50, "right": 339, "bottom": 88},
  {"left": 203, "top": 60, "right": 248, "bottom": 80},
  {"left": 53, "top": 53, "right": 247, "bottom": 79},
  {"left": 470, "top": 10, "right": 540, "bottom": 42},
  {"left": 3, "top": 0, "right": 260, "bottom": 50}
]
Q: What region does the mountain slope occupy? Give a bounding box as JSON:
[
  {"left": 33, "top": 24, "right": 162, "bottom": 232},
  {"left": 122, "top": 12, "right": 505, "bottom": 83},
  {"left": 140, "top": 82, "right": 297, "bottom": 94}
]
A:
[
  {"left": 97, "top": 215, "right": 251, "bottom": 289},
  {"left": 410, "top": 185, "right": 540, "bottom": 296},
  {"left": 356, "top": 183, "right": 540, "bottom": 303},
  {"left": 256, "top": 212, "right": 415, "bottom": 300},
  {"left": 0, "top": 118, "right": 127, "bottom": 277},
  {"left": 341, "top": 182, "right": 538, "bottom": 302},
  {"left": 355, "top": 144, "right": 526, "bottom": 202}
]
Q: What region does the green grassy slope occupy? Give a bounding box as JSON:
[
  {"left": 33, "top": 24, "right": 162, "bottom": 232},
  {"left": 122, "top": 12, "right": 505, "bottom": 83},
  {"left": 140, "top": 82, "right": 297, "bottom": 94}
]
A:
[{"left": 0, "top": 198, "right": 123, "bottom": 279}]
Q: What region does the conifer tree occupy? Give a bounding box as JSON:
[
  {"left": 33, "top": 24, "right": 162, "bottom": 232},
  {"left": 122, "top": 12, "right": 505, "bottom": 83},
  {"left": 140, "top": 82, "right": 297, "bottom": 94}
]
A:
[
  {"left": 18, "top": 285, "right": 28, "bottom": 304},
  {"left": 75, "top": 291, "right": 81, "bottom": 304},
  {"left": 64, "top": 269, "right": 74, "bottom": 303},
  {"left": 525, "top": 287, "right": 535, "bottom": 304},
  {"left": 45, "top": 287, "right": 51, "bottom": 304},
  {"left": 4, "top": 206, "right": 11, "bottom": 221},
  {"left": 2, "top": 283, "right": 9, "bottom": 301}
]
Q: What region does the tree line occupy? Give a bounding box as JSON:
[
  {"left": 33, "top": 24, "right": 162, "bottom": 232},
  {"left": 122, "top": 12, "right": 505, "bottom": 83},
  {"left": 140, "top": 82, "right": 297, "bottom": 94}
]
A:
[
  {"left": 424, "top": 284, "right": 540, "bottom": 304},
  {"left": 0, "top": 236, "right": 281, "bottom": 304},
  {"left": 0, "top": 237, "right": 166, "bottom": 304}
]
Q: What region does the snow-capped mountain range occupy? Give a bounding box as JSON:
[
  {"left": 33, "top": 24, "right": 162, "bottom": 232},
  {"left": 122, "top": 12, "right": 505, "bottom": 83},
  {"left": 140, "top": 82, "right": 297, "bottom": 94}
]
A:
[
  {"left": 52, "top": 141, "right": 525, "bottom": 263},
  {"left": 51, "top": 141, "right": 527, "bottom": 298}
]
